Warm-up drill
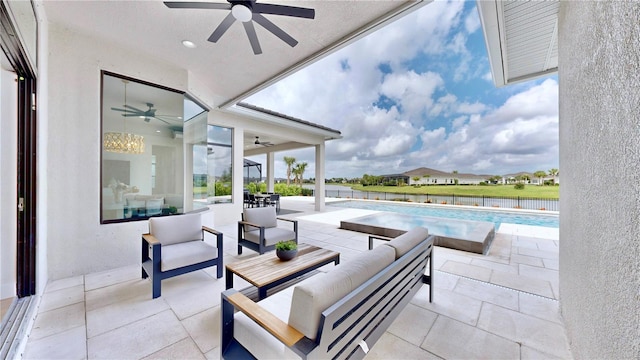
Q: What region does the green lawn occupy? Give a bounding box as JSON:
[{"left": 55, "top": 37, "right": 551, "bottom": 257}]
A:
[{"left": 349, "top": 184, "right": 559, "bottom": 199}]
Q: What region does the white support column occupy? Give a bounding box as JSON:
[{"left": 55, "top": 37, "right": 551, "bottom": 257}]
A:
[
  {"left": 266, "top": 151, "right": 275, "bottom": 192},
  {"left": 314, "top": 142, "right": 325, "bottom": 211}
]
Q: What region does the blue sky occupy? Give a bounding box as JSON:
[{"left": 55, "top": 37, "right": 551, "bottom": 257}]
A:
[{"left": 246, "top": 0, "right": 559, "bottom": 180}]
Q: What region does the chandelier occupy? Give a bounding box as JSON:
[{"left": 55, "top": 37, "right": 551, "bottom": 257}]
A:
[{"left": 104, "top": 80, "right": 145, "bottom": 154}]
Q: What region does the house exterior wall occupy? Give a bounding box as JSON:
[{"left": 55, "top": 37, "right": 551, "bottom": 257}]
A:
[
  {"left": 559, "top": 2, "right": 639, "bottom": 358},
  {"left": 45, "top": 24, "right": 191, "bottom": 280}
]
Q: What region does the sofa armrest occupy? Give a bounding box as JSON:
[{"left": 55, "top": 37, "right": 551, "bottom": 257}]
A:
[
  {"left": 202, "top": 226, "right": 224, "bottom": 255},
  {"left": 223, "top": 290, "right": 304, "bottom": 347},
  {"left": 142, "top": 233, "right": 160, "bottom": 246},
  {"left": 238, "top": 220, "right": 264, "bottom": 231}
]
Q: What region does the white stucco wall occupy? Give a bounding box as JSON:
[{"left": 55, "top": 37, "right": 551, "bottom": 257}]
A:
[
  {"left": 45, "top": 25, "right": 190, "bottom": 279},
  {"left": 558, "top": 2, "right": 640, "bottom": 358}
]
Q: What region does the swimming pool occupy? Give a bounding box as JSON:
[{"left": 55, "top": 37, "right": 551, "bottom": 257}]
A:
[{"left": 330, "top": 200, "right": 559, "bottom": 228}]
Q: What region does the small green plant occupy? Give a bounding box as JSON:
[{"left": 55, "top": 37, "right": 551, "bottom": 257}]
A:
[
  {"left": 275, "top": 240, "right": 297, "bottom": 251},
  {"left": 168, "top": 206, "right": 178, "bottom": 214},
  {"left": 514, "top": 183, "right": 525, "bottom": 190}
]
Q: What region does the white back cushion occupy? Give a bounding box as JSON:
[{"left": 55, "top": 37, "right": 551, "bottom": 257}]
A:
[
  {"left": 149, "top": 213, "right": 202, "bottom": 246},
  {"left": 243, "top": 206, "right": 277, "bottom": 231},
  {"left": 386, "top": 227, "right": 429, "bottom": 259},
  {"left": 288, "top": 244, "right": 395, "bottom": 339}
]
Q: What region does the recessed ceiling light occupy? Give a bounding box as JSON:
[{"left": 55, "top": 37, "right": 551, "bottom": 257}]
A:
[
  {"left": 182, "top": 40, "right": 196, "bottom": 48},
  {"left": 156, "top": 130, "right": 161, "bottom": 133}
]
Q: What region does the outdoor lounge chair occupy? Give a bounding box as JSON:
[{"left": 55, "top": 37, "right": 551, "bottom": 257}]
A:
[
  {"left": 237, "top": 206, "right": 298, "bottom": 255},
  {"left": 141, "top": 212, "right": 223, "bottom": 298}
]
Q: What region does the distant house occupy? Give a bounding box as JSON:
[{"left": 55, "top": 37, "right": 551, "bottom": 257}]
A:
[{"left": 402, "top": 167, "right": 488, "bottom": 186}]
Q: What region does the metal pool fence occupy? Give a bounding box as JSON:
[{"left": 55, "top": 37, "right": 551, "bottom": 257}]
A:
[{"left": 319, "top": 189, "right": 558, "bottom": 211}]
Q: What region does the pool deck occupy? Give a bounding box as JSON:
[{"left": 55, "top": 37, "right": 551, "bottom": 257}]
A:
[
  {"left": 339, "top": 212, "right": 496, "bottom": 254},
  {"left": 22, "top": 197, "right": 569, "bottom": 360}
]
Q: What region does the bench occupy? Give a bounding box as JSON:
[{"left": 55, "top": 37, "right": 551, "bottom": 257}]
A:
[
  {"left": 221, "top": 227, "right": 434, "bottom": 359},
  {"left": 141, "top": 212, "right": 223, "bottom": 298}
]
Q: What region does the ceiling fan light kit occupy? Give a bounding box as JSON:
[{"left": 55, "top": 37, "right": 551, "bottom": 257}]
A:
[{"left": 164, "top": 0, "right": 315, "bottom": 55}]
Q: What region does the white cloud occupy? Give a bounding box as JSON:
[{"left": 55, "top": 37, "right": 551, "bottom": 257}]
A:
[
  {"left": 464, "top": 9, "right": 481, "bottom": 34},
  {"left": 246, "top": 2, "right": 559, "bottom": 179}
]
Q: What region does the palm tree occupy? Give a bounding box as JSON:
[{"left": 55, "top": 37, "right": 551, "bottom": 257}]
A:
[
  {"left": 412, "top": 176, "right": 420, "bottom": 186},
  {"left": 548, "top": 168, "right": 559, "bottom": 185},
  {"left": 292, "top": 162, "right": 308, "bottom": 188},
  {"left": 534, "top": 170, "right": 547, "bottom": 186},
  {"left": 283, "top": 156, "right": 296, "bottom": 186}
]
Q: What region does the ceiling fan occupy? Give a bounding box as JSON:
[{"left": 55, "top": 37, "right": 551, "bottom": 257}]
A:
[
  {"left": 164, "top": 1, "right": 315, "bottom": 55},
  {"left": 110, "top": 103, "right": 180, "bottom": 125},
  {"left": 254, "top": 136, "right": 273, "bottom": 146}
]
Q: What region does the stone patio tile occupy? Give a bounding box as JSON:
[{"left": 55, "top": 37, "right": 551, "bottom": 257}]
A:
[
  {"left": 517, "top": 246, "right": 559, "bottom": 260},
  {"left": 387, "top": 303, "right": 438, "bottom": 346},
  {"left": 519, "top": 293, "right": 563, "bottom": 324},
  {"left": 38, "top": 284, "right": 85, "bottom": 313},
  {"left": 490, "top": 271, "right": 554, "bottom": 298},
  {"left": 88, "top": 310, "right": 188, "bottom": 359},
  {"left": 142, "top": 338, "right": 205, "bottom": 360},
  {"left": 163, "top": 277, "right": 225, "bottom": 320},
  {"left": 23, "top": 325, "right": 87, "bottom": 360},
  {"left": 510, "top": 253, "right": 544, "bottom": 267},
  {"left": 44, "top": 275, "right": 84, "bottom": 293},
  {"left": 521, "top": 345, "right": 568, "bottom": 359},
  {"left": 86, "top": 291, "right": 170, "bottom": 338},
  {"left": 422, "top": 315, "right": 520, "bottom": 359},
  {"left": 29, "top": 302, "right": 86, "bottom": 341},
  {"left": 84, "top": 264, "right": 140, "bottom": 291},
  {"left": 470, "top": 258, "right": 519, "bottom": 274},
  {"left": 85, "top": 278, "right": 149, "bottom": 312},
  {"left": 368, "top": 333, "right": 441, "bottom": 360},
  {"left": 204, "top": 347, "right": 220, "bottom": 360},
  {"left": 411, "top": 287, "right": 482, "bottom": 326},
  {"left": 181, "top": 307, "right": 220, "bottom": 354},
  {"left": 519, "top": 263, "right": 558, "bottom": 283},
  {"left": 440, "top": 261, "right": 492, "bottom": 282},
  {"left": 543, "top": 258, "right": 559, "bottom": 270},
  {"left": 477, "top": 303, "right": 572, "bottom": 359},
  {"left": 453, "top": 277, "right": 519, "bottom": 310}
]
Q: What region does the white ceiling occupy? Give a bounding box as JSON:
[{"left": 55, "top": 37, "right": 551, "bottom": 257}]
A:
[
  {"left": 43, "top": 0, "right": 425, "bottom": 108},
  {"left": 477, "top": 0, "right": 559, "bottom": 87}
]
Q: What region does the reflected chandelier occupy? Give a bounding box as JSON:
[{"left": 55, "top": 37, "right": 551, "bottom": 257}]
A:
[{"left": 104, "top": 80, "right": 145, "bottom": 154}]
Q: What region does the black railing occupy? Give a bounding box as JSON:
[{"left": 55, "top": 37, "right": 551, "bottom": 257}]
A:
[{"left": 318, "top": 190, "right": 558, "bottom": 211}]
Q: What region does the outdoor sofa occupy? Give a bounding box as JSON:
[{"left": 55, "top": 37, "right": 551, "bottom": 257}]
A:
[{"left": 221, "top": 226, "right": 434, "bottom": 359}]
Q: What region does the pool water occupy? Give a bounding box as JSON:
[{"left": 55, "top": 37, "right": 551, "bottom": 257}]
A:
[{"left": 331, "top": 200, "right": 559, "bottom": 229}]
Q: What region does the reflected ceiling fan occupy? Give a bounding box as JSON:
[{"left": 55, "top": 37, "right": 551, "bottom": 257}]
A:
[
  {"left": 164, "top": 1, "right": 315, "bottom": 55},
  {"left": 110, "top": 103, "right": 180, "bottom": 125},
  {"left": 254, "top": 136, "right": 273, "bottom": 146}
]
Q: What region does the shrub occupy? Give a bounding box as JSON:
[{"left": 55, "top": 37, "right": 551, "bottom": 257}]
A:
[
  {"left": 514, "top": 183, "right": 525, "bottom": 190},
  {"left": 478, "top": 181, "right": 488, "bottom": 186},
  {"left": 275, "top": 240, "right": 297, "bottom": 251}
]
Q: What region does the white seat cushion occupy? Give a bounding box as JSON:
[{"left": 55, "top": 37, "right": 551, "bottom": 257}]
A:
[
  {"left": 243, "top": 227, "right": 296, "bottom": 246},
  {"left": 234, "top": 286, "right": 299, "bottom": 359},
  {"left": 149, "top": 213, "right": 202, "bottom": 246},
  {"left": 160, "top": 240, "right": 217, "bottom": 272},
  {"left": 288, "top": 244, "right": 395, "bottom": 340}
]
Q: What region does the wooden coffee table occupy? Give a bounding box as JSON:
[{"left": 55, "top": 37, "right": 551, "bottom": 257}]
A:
[{"left": 225, "top": 244, "right": 340, "bottom": 300}]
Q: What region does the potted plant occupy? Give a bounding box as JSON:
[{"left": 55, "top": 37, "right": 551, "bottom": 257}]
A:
[{"left": 275, "top": 240, "right": 298, "bottom": 261}]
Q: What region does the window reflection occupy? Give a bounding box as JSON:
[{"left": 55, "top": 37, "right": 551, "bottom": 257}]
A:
[{"left": 101, "top": 72, "right": 210, "bottom": 223}]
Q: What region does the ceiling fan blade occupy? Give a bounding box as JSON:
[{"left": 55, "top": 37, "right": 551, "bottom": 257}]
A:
[
  {"left": 253, "top": 3, "right": 315, "bottom": 19},
  {"left": 253, "top": 13, "right": 297, "bottom": 47},
  {"left": 111, "top": 107, "right": 136, "bottom": 113},
  {"left": 208, "top": 12, "right": 236, "bottom": 42},
  {"left": 164, "top": 1, "right": 231, "bottom": 10},
  {"left": 123, "top": 104, "right": 145, "bottom": 113},
  {"left": 243, "top": 20, "right": 262, "bottom": 55}
]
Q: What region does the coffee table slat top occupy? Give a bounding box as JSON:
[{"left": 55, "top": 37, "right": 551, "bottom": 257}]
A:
[{"left": 226, "top": 244, "right": 339, "bottom": 288}]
